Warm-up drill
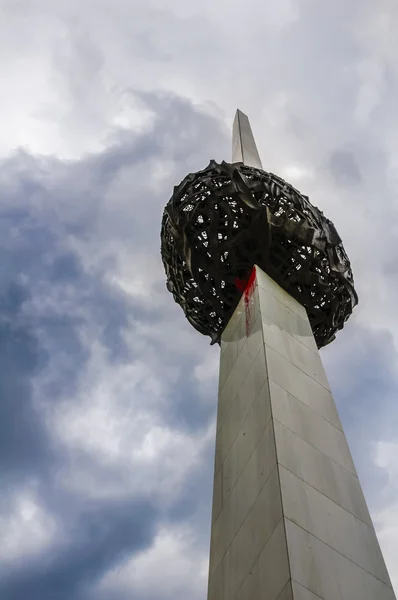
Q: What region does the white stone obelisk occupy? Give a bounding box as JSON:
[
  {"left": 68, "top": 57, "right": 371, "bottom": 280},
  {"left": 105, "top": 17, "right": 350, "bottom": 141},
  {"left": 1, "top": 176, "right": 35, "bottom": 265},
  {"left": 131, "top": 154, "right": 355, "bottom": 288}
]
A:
[{"left": 207, "top": 111, "right": 396, "bottom": 600}]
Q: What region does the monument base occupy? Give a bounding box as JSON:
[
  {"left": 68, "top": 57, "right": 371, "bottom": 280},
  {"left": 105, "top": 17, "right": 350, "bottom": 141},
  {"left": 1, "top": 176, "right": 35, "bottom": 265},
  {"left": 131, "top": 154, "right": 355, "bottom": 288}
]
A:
[{"left": 208, "top": 266, "right": 395, "bottom": 600}]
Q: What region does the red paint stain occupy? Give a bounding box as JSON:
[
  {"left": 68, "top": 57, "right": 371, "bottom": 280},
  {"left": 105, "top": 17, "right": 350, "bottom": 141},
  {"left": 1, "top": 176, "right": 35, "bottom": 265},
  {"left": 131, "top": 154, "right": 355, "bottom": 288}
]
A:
[
  {"left": 244, "top": 268, "right": 256, "bottom": 336},
  {"left": 234, "top": 267, "right": 257, "bottom": 336}
]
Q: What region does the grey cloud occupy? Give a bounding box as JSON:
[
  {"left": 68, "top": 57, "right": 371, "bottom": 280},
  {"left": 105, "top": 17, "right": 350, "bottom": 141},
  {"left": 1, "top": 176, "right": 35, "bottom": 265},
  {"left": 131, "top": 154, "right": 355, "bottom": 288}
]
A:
[
  {"left": 328, "top": 149, "right": 362, "bottom": 185},
  {"left": 323, "top": 322, "right": 398, "bottom": 508}
]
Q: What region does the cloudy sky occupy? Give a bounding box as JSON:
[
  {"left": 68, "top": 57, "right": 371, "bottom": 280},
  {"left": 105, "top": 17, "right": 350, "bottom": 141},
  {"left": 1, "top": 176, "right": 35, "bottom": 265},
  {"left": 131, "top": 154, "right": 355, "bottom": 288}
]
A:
[{"left": 1, "top": 0, "right": 398, "bottom": 597}]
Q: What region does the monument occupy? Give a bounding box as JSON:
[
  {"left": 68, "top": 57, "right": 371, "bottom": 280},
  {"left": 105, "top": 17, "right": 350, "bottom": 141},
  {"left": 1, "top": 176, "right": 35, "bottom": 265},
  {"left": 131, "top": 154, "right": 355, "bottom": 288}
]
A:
[{"left": 160, "top": 111, "right": 395, "bottom": 599}]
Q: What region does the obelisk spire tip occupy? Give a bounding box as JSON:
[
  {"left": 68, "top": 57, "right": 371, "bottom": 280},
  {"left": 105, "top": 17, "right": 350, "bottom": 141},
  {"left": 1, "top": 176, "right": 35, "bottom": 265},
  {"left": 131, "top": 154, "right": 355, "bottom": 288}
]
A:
[{"left": 232, "top": 109, "right": 263, "bottom": 169}]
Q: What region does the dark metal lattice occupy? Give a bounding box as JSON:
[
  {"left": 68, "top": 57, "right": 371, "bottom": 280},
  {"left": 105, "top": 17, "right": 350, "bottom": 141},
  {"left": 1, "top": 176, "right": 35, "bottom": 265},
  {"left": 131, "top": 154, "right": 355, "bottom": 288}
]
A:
[{"left": 160, "top": 160, "right": 357, "bottom": 348}]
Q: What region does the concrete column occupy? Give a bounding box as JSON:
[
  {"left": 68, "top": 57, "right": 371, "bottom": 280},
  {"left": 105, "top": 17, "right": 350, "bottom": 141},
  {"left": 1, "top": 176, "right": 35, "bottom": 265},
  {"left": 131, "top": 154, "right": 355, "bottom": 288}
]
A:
[{"left": 207, "top": 265, "right": 395, "bottom": 600}]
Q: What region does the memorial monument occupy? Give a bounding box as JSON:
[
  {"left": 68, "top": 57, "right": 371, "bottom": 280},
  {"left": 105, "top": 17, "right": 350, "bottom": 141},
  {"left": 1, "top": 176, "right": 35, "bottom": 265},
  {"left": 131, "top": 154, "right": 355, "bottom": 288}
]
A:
[{"left": 160, "top": 110, "right": 395, "bottom": 599}]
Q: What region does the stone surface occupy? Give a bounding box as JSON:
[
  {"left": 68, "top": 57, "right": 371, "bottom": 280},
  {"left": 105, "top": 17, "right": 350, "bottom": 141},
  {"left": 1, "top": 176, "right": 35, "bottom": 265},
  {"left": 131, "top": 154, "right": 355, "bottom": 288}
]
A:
[
  {"left": 207, "top": 266, "right": 395, "bottom": 600},
  {"left": 270, "top": 381, "right": 355, "bottom": 474},
  {"left": 291, "top": 581, "right": 324, "bottom": 600},
  {"left": 280, "top": 466, "right": 390, "bottom": 584},
  {"left": 232, "top": 109, "right": 263, "bottom": 169},
  {"left": 273, "top": 420, "right": 372, "bottom": 526},
  {"left": 286, "top": 519, "right": 395, "bottom": 600},
  {"left": 266, "top": 346, "right": 343, "bottom": 430},
  {"left": 233, "top": 519, "right": 291, "bottom": 600}
]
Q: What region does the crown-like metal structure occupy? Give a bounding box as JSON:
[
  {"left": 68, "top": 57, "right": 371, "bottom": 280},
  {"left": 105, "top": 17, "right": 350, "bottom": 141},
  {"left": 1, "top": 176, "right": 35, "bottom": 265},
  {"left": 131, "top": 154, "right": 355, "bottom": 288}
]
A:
[{"left": 160, "top": 111, "right": 357, "bottom": 348}]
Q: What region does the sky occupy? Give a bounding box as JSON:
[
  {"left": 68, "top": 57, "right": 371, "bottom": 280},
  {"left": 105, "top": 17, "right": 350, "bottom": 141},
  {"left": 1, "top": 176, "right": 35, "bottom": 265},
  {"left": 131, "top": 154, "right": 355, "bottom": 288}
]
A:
[{"left": 0, "top": 0, "right": 398, "bottom": 598}]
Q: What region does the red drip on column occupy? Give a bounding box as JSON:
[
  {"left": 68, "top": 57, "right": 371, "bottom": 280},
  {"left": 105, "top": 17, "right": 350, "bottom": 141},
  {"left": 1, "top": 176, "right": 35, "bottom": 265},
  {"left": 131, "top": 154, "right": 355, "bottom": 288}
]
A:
[
  {"left": 244, "top": 267, "right": 256, "bottom": 336},
  {"left": 234, "top": 267, "right": 256, "bottom": 337}
]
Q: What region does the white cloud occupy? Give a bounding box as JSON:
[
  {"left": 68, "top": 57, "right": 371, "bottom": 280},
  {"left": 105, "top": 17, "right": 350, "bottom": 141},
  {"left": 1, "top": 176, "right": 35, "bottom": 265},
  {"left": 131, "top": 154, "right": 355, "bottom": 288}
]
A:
[
  {"left": 0, "top": 485, "right": 57, "bottom": 565},
  {"left": 193, "top": 352, "right": 219, "bottom": 403},
  {"left": 98, "top": 524, "right": 209, "bottom": 599},
  {"left": 373, "top": 440, "right": 398, "bottom": 591},
  {"left": 40, "top": 332, "right": 214, "bottom": 503}
]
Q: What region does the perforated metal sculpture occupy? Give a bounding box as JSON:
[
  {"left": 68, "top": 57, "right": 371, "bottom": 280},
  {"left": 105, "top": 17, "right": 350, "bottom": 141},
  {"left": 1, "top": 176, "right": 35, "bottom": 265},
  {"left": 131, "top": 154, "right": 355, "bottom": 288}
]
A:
[{"left": 160, "top": 120, "right": 357, "bottom": 349}]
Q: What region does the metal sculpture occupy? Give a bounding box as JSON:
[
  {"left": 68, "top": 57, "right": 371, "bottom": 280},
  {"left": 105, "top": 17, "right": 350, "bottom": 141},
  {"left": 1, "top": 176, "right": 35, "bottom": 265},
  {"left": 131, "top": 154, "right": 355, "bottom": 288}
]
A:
[{"left": 161, "top": 157, "right": 357, "bottom": 349}]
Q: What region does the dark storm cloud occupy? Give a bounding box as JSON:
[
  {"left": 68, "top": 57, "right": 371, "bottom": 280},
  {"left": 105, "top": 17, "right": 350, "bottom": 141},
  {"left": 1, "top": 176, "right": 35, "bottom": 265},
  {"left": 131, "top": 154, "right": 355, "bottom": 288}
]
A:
[
  {"left": 0, "top": 281, "right": 49, "bottom": 479},
  {"left": 0, "top": 210, "right": 85, "bottom": 484},
  {"left": 0, "top": 95, "right": 225, "bottom": 600},
  {"left": 0, "top": 497, "right": 158, "bottom": 600},
  {"left": 0, "top": 185, "right": 150, "bottom": 600},
  {"left": 0, "top": 205, "right": 132, "bottom": 397}
]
